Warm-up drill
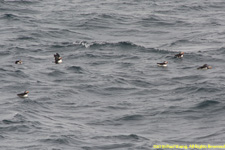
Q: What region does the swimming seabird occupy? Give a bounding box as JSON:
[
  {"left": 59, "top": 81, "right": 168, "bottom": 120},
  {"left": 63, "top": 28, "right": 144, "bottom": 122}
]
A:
[
  {"left": 15, "top": 60, "right": 22, "bottom": 64},
  {"left": 54, "top": 53, "right": 62, "bottom": 64},
  {"left": 174, "top": 52, "right": 184, "bottom": 58},
  {"left": 197, "top": 64, "right": 212, "bottom": 70},
  {"left": 157, "top": 61, "right": 168, "bottom": 67},
  {"left": 17, "top": 91, "right": 29, "bottom": 98}
]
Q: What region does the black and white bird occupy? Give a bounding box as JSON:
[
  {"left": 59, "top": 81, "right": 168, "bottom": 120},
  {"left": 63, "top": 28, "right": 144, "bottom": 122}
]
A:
[
  {"left": 157, "top": 61, "right": 168, "bottom": 67},
  {"left": 17, "top": 91, "right": 29, "bottom": 98},
  {"left": 197, "top": 64, "right": 212, "bottom": 70},
  {"left": 15, "top": 60, "right": 22, "bottom": 64},
  {"left": 174, "top": 52, "right": 184, "bottom": 58},
  {"left": 54, "top": 53, "right": 62, "bottom": 64}
]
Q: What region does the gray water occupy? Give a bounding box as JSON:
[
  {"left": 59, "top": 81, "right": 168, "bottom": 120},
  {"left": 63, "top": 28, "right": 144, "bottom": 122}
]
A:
[{"left": 1, "top": 0, "right": 225, "bottom": 149}]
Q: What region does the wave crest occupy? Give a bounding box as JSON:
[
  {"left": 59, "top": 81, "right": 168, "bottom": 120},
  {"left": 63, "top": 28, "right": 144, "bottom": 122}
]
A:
[{"left": 73, "top": 40, "right": 142, "bottom": 49}]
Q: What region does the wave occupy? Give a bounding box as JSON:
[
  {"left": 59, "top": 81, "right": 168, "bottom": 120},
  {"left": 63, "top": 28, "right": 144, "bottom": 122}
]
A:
[
  {"left": 7, "top": 70, "right": 29, "bottom": 78},
  {"left": 0, "top": 112, "right": 41, "bottom": 133},
  {"left": 93, "top": 134, "right": 140, "bottom": 140},
  {"left": 2, "top": 0, "right": 39, "bottom": 4},
  {"left": 117, "top": 114, "right": 144, "bottom": 121},
  {"left": 194, "top": 100, "right": 220, "bottom": 109},
  {"left": 82, "top": 143, "right": 134, "bottom": 150},
  {"left": 47, "top": 70, "right": 66, "bottom": 77},
  {"left": 73, "top": 40, "right": 143, "bottom": 49},
  {"left": 1, "top": 13, "right": 19, "bottom": 20},
  {"left": 2, "top": 113, "right": 26, "bottom": 124},
  {"left": 73, "top": 40, "right": 173, "bottom": 54},
  {"left": 16, "top": 35, "right": 36, "bottom": 41},
  {"left": 40, "top": 137, "right": 69, "bottom": 145},
  {"left": 66, "top": 66, "right": 84, "bottom": 74}
]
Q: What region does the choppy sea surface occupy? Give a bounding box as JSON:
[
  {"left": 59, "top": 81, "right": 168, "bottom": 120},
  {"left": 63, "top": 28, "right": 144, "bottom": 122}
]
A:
[{"left": 1, "top": 0, "right": 225, "bottom": 149}]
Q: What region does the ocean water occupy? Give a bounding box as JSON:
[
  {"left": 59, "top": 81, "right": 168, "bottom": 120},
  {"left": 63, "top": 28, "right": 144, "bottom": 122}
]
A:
[{"left": 1, "top": 0, "right": 225, "bottom": 149}]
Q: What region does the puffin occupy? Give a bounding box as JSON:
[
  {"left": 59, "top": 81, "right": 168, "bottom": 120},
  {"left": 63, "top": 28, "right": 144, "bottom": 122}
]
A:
[
  {"left": 157, "top": 61, "right": 168, "bottom": 67},
  {"left": 17, "top": 91, "right": 29, "bottom": 98},
  {"left": 174, "top": 52, "right": 184, "bottom": 58},
  {"left": 197, "top": 64, "right": 212, "bottom": 70},
  {"left": 54, "top": 53, "right": 62, "bottom": 64},
  {"left": 15, "top": 60, "right": 22, "bottom": 64}
]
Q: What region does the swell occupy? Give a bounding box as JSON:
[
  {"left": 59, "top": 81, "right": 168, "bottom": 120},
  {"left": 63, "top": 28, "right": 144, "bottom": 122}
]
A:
[
  {"left": 138, "top": 14, "right": 191, "bottom": 27},
  {"left": 72, "top": 40, "right": 173, "bottom": 54},
  {"left": 73, "top": 40, "right": 143, "bottom": 49},
  {"left": 0, "top": 112, "right": 41, "bottom": 132},
  {"left": 1, "top": 0, "right": 39, "bottom": 4},
  {"left": 194, "top": 100, "right": 220, "bottom": 109}
]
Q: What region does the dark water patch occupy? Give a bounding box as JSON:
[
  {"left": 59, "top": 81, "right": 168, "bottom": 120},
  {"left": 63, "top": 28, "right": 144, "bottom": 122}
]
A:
[
  {"left": 1, "top": 13, "right": 18, "bottom": 20},
  {"left": 175, "top": 85, "right": 221, "bottom": 96},
  {"left": 0, "top": 68, "right": 8, "bottom": 72},
  {"left": 3, "top": 0, "right": 39, "bottom": 4},
  {"left": 0, "top": 51, "right": 11, "bottom": 56},
  {"left": 16, "top": 35, "right": 37, "bottom": 41},
  {"left": 83, "top": 143, "right": 133, "bottom": 150},
  {"left": 171, "top": 75, "right": 205, "bottom": 82},
  {"left": 52, "top": 88, "right": 78, "bottom": 99},
  {"left": 74, "top": 52, "right": 129, "bottom": 61},
  {"left": 116, "top": 62, "right": 134, "bottom": 68},
  {"left": 8, "top": 46, "right": 27, "bottom": 52},
  {"left": 176, "top": 3, "right": 206, "bottom": 12},
  {"left": 2, "top": 113, "right": 26, "bottom": 124},
  {"left": 50, "top": 42, "right": 75, "bottom": 48},
  {"left": 98, "top": 13, "right": 133, "bottom": 23},
  {"left": 88, "top": 114, "right": 144, "bottom": 126},
  {"left": 35, "top": 96, "right": 53, "bottom": 102},
  {"left": 102, "top": 86, "right": 137, "bottom": 95},
  {"left": 88, "top": 60, "right": 111, "bottom": 66},
  {"left": 122, "top": 55, "right": 140, "bottom": 60},
  {"left": 85, "top": 53, "right": 101, "bottom": 58},
  {"left": 130, "top": 89, "right": 161, "bottom": 96},
  {"left": 170, "top": 39, "right": 199, "bottom": 47},
  {"left": 39, "top": 135, "right": 80, "bottom": 145},
  {"left": 173, "top": 85, "right": 199, "bottom": 95},
  {"left": 21, "top": 99, "right": 44, "bottom": 106},
  {"left": 66, "top": 66, "right": 84, "bottom": 74},
  {"left": 194, "top": 100, "right": 220, "bottom": 109},
  {"left": 105, "top": 105, "right": 129, "bottom": 110},
  {"left": 0, "top": 135, "right": 4, "bottom": 139},
  {"left": 76, "top": 13, "right": 123, "bottom": 30},
  {"left": 92, "top": 134, "right": 145, "bottom": 141},
  {"left": 40, "top": 138, "right": 69, "bottom": 145},
  {"left": 18, "top": 145, "right": 47, "bottom": 150},
  {"left": 208, "top": 47, "right": 225, "bottom": 56},
  {"left": 193, "top": 131, "right": 223, "bottom": 141},
  {"left": 2, "top": 119, "right": 24, "bottom": 124},
  {"left": 129, "top": 79, "right": 152, "bottom": 88},
  {"left": 117, "top": 114, "right": 144, "bottom": 121},
  {"left": 0, "top": 124, "right": 30, "bottom": 132},
  {"left": 140, "top": 47, "right": 170, "bottom": 55},
  {"left": 47, "top": 70, "right": 66, "bottom": 77},
  {"left": 139, "top": 14, "right": 174, "bottom": 27},
  {"left": 208, "top": 1, "right": 225, "bottom": 9},
  {"left": 7, "top": 69, "right": 29, "bottom": 78},
  {"left": 195, "top": 86, "right": 222, "bottom": 94},
  {"left": 26, "top": 54, "right": 49, "bottom": 62}
]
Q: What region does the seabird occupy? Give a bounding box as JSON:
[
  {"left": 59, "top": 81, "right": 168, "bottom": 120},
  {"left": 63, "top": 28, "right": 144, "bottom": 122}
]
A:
[
  {"left": 54, "top": 53, "right": 62, "bottom": 64},
  {"left": 17, "top": 91, "right": 29, "bottom": 98},
  {"left": 197, "top": 64, "right": 212, "bottom": 70},
  {"left": 157, "top": 61, "right": 168, "bottom": 67},
  {"left": 174, "top": 52, "right": 184, "bottom": 58},
  {"left": 15, "top": 60, "right": 22, "bottom": 64}
]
